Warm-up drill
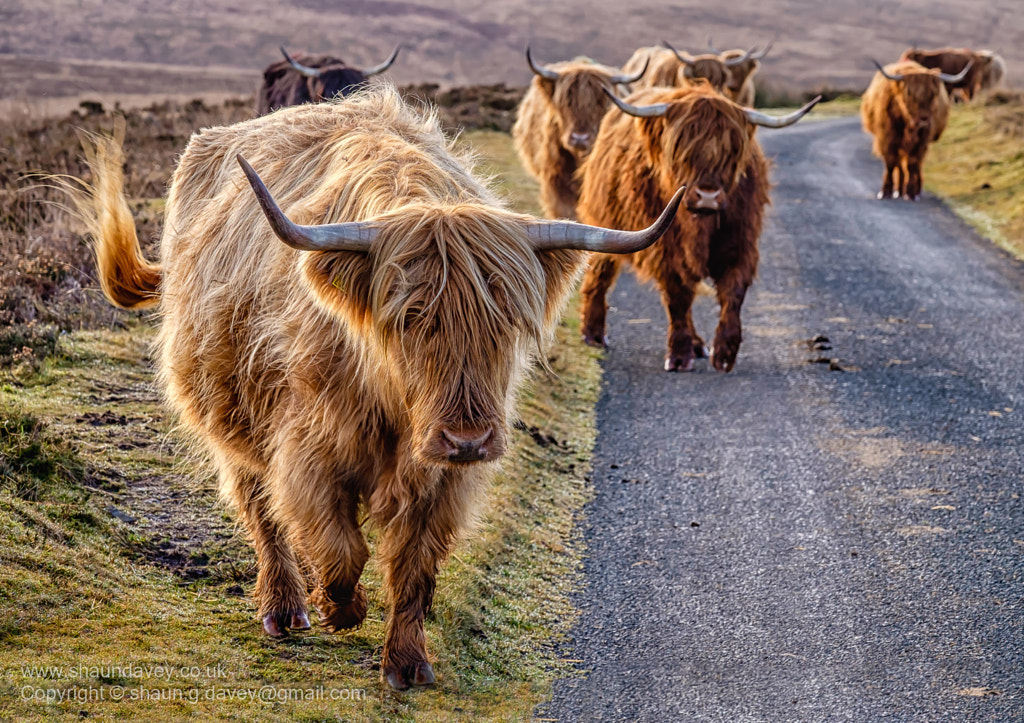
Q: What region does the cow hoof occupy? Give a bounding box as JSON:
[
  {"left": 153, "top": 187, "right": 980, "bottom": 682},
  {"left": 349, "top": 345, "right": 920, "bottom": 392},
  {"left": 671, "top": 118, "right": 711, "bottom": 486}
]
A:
[
  {"left": 694, "top": 343, "right": 710, "bottom": 359},
  {"left": 262, "top": 610, "right": 307, "bottom": 638},
  {"left": 384, "top": 661, "right": 436, "bottom": 691},
  {"left": 582, "top": 333, "right": 608, "bottom": 349},
  {"left": 664, "top": 355, "right": 695, "bottom": 372}
]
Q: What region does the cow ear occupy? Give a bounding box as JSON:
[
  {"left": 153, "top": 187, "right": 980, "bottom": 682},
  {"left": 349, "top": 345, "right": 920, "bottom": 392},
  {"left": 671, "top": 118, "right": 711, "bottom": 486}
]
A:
[
  {"left": 535, "top": 75, "right": 556, "bottom": 98},
  {"left": 300, "top": 250, "right": 374, "bottom": 329}
]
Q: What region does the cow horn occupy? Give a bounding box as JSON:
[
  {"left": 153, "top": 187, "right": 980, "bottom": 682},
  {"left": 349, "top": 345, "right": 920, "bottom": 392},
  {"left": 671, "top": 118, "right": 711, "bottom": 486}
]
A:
[
  {"left": 707, "top": 36, "right": 721, "bottom": 54},
  {"left": 237, "top": 155, "right": 378, "bottom": 252},
  {"left": 872, "top": 59, "right": 905, "bottom": 82},
  {"left": 280, "top": 47, "right": 322, "bottom": 78},
  {"left": 937, "top": 61, "right": 972, "bottom": 84},
  {"left": 743, "top": 95, "right": 821, "bottom": 128},
  {"left": 608, "top": 57, "right": 649, "bottom": 85},
  {"left": 363, "top": 46, "right": 401, "bottom": 77},
  {"left": 603, "top": 87, "right": 670, "bottom": 117},
  {"left": 526, "top": 46, "right": 561, "bottom": 81},
  {"left": 525, "top": 187, "right": 685, "bottom": 253},
  {"left": 662, "top": 41, "right": 696, "bottom": 67},
  {"left": 750, "top": 38, "right": 775, "bottom": 60},
  {"left": 723, "top": 47, "right": 755, "bottom": 66}
]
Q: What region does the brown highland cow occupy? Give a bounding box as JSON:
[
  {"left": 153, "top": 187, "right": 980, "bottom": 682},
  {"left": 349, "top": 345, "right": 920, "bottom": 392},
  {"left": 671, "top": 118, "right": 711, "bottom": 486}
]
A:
[
  {"left": 709, "top": 38, "right": 773, "bottom": 107},
  {"left": 899, "top": 47, "right": 990, "bottom": 102},
  {"left": 257, "top": 45, "right": 400, "bottom": 115},
  {"left": 68, "top": 86, "right": 683, "bottom": 690},
  {"left": 577, "top": 83, "right": 818, "bottom": 372},
  {"left": 621, "top": 41, "right": 762, "bottom": 95},
  {"left": 512, "top": 47, "right": 647, "bottom": 219},
  {"left": 862, "top": 60, "right": 968, "bottom": 200}
]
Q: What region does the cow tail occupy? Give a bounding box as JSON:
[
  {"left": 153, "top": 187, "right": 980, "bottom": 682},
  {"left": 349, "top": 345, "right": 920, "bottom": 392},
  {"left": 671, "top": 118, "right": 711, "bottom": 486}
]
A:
[{"left": 69, "top": 118, "right": 162, "bottom": 310}]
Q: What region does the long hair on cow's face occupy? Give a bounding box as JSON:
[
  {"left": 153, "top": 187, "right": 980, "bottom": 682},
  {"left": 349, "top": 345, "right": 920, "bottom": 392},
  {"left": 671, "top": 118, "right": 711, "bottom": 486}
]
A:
[
  {"left": 302, "top": 204, "right": 550, "bottom": 467},
  {"left": 679, "top": 57, "right": 729, "bottom": 91},
  {"left": 642, "top": 84, "right": 755, "bottom": 194},
  {"left": 542, "top": 66, "right": 620, "bottom": 155},
  {"left": 894, "top": 72, "right": 947, "bottom": 130}
]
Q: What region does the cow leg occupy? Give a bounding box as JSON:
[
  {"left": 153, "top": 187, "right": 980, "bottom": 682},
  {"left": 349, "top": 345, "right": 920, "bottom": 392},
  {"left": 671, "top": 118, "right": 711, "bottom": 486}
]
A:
[
  {"left": 710, "top": 269, "right": 752, "bottom": 373},
  {"left": 580, "top": 254, "right": 623, "bottom": 348},
  {"left": 905, "top": 157, "right": 923, "bottom": 200},
  {"left": 879, "top": 133, "right": 902, "bottom": 199},
  {"left": 375, "top": 485, "right": 466, "bottom": 690},
  {"left": 225, "top": 467, "right": 309, "bottom": 637},
  {"left": 660, "top": 272, "right": 700, "bottom": 371},
  {"left": 270, "top": 457, "right": 370, "bottom": 634}
]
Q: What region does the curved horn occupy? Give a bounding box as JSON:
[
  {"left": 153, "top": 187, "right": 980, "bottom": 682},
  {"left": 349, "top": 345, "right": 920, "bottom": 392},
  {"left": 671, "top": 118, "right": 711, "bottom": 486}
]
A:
[
  {"left": 661, "top": 40, "right": 696, "bottom": 67},
  {"left": 608, "top": 57, "right": 649, "bottom": 85},
  {"left": 603, "top": 86, "right": 670, "bottom": 117},
  {"left": 707, "top": 35, "right": 721, "bottom": 54},
  {"left": 937, "top": 61, "right": 972, "bottom": 84},
  {"left": 526, "top": 46, "right": 560, "bottom": 81},
  {"left": 723, "top": 47, "right": 755, "bottom": 66},
  {"left": 750, "top": 38, "right": 775, "bottom": 60},
  {"left": 526, "top": 187, "right": 685, "bottom": 253},
  {"left": 872, "top": 59, "right": 905, "bottom": 82},
  {"left": 743, "top": 95, "right": 821, "bottom": 128},
  {"left": 236, "top": 155, "right": 378, "bottom": 252},
  {"left": 363, "top": 45, "right": 400, "bottom": 77},
  {"left": 280, "top": 47, "right": 322, "bottom": 78}
]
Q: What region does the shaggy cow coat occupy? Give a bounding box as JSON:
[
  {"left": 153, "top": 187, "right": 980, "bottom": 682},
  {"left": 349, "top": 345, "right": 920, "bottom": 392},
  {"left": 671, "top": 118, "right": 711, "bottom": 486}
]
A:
[
  {"left": 577, "top": 84, "right": 771, "bottom": 373},
  {"left": 512, "top": 59, "right": 634, "bottom": 219},
  {"left": 72, "top": 87, "right": 591, "bottom": 690},
  {"left": 899, "top": 48, "right": 991, "bottom": 102},
  {"left": 622, "top": 46, "right": 730, "bottom": 93},
  {"left": 862, "top": 60, "right": 952, "bottom": 200},
  {"left": 720, "top": 49, "right": 760, "bottom": 107},
  {"left": 257, "top": 53, "right": 374, "bottom": 115}
]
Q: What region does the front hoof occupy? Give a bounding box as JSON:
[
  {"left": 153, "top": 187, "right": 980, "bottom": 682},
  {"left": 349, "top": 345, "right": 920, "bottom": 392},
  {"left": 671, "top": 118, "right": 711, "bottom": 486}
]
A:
[
  {"left": 384, "top": 661, "right": 436, "bottom": 691},
  {"left": 711, "top": 347, "right": 738, "bottom": 373},
  {"left": 582, "top": 332, "right": 608, "bottom": 349},
  {"left": 262, "top": 609, "right": 308, "bottom": 638},
  {"left": 664, "top": 354, "right": 695, "bottom": 372},
  {"left": 312, "top": 583, "right": 368, "bottom": 632},
  {"left": 694, "top": 342, "right": 710, "bottom": 359}
]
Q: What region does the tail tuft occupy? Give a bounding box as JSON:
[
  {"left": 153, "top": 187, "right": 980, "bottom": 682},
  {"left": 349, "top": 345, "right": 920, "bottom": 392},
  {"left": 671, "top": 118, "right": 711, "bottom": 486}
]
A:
[{"left": 64, "top": 117, "right": 161, "bottom": 310}]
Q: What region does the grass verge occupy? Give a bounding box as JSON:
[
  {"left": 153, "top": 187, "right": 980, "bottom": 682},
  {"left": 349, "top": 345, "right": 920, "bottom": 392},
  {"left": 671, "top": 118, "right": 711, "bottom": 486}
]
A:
[
  {"left": 926, "top": 92, "right": 1024, "bottom": 257},
  {"left": 0, "top": 131, "right": 600, "bottom": 721}
]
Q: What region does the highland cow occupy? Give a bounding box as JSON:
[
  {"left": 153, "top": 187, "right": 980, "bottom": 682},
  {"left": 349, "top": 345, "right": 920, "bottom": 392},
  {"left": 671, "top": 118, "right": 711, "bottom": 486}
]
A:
[
  {"left": 70, "top": 87, "right": 683, "bottom": 690},
  {"left": 862, "top": 60, "right": 968, "bottom": 200},
  {"left": 577, "top": 83, "right": 818, "bottom": 372},
  {"left": 899, "top": 47, "right": 989, "bottom": 102},
  {"left": 708, "top": 38, "right": 773, "bottom": 107},
  {"left": 978, "top": 50, "right": 1006, "bottom": 93},
  {"left": 512, "top": 47, "right": 647, "bottom": 219},
  {"left": 621, "top": 41, "right": 759, "bottom": 94},
  {"left": 256, "top": 45, "right": 400, "bottom": 115}
]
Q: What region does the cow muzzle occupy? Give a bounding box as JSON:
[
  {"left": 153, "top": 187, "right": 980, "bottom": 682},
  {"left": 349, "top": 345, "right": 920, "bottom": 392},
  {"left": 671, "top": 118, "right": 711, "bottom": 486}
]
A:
[
  {"left": 567, "top": 132, "right": 593, "bottom": 152},
  {"left": 685, "top": 187, "right": 726, "bottom": 214},
  {"left": 433, "top": 425, "right": 501, "bottom": 464}
]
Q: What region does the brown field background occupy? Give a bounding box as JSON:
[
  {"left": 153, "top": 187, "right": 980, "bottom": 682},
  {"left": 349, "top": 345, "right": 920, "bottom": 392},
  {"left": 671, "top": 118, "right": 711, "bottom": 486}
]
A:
[{"left": 0, "top": 0, "right": 1019, "bottom": 113}]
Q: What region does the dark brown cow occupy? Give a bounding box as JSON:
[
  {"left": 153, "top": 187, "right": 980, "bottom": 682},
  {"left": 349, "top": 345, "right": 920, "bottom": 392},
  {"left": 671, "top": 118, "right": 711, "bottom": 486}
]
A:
[
  {"left": 577, "top": 83, "right": 818, "bottom": 372},
  {"left": 68, "top": 87, "right": 683, "bottom": 690},
  {"left": 512, "top": 48, "right": 647, "bottom": 219},
  {"left": 256, "top": 45, "right": 400, "bottom": 115},
  {"left": 899, "top": 47, "right": 991, "bottom": 102},
  {"left": 862, "top": 60, "right": 968, "bottom": 200}
]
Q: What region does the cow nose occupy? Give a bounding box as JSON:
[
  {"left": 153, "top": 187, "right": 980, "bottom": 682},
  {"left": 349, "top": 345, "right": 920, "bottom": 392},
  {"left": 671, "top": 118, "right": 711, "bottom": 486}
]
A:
[
  {"left": 689, "top": 187, "right": 725, "bottom": 213},
  {"left": 440, "top": 426, "right": 494, "bottom": 462},
  {"left": 569, "top": 132, "right": 592, "bottom": 150}
]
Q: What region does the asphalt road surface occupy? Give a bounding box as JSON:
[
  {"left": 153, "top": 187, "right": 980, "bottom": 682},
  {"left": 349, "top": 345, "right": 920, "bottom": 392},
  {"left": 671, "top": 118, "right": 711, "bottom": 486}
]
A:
[{"left": 538, "top": 117, "right": 1024, "bottom": 722}]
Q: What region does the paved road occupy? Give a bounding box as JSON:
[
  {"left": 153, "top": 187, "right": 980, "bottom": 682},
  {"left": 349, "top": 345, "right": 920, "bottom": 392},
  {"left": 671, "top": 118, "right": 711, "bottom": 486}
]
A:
[{"left": 539, "top": 117, "right": 1024, "bottom": 722}]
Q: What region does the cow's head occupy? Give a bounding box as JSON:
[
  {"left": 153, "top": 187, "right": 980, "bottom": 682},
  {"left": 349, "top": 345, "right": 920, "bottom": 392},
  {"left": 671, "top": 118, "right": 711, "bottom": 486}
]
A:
[
  {"left": 708, "top": 38, "right": 773, "bottom": 94},
  {"left": 526, "top": 47, "right": 648, "bottom": 156},
  {"left": 236, "top": 156, "right": 682, "bottom": 467},
  {"left": 605, "top": 84, "right": 818, "bottom": 214},
  {"left": 281, "top": 46, "right": 400, "bottom": 101},
  {"left": 874, "top": 60, "right": 967, "bottom": 137},
  {"left": 660, "top": 41, "right": 759, "bottom": 92}
]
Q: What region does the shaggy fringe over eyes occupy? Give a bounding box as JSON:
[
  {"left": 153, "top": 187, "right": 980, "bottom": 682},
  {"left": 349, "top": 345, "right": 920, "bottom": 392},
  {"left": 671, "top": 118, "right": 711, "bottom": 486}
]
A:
[
  {"left": 370, "top": 204, "right": 547, "bottom": 344},
  {"left": 550, "top": 69, "right": 616, "bottom": 131},
  {"left": 659, "top": 88, "right": 751, "bottom": 186}
]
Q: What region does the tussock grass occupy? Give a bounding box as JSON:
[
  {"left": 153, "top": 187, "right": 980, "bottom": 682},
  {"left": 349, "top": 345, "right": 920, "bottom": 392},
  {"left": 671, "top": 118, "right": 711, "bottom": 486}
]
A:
[
  {"left": 925, "top": 91, "right": 1024, "bottom": 258},
  {"left": 0, "top": 128, "right": 601, "bottom": 720}
]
